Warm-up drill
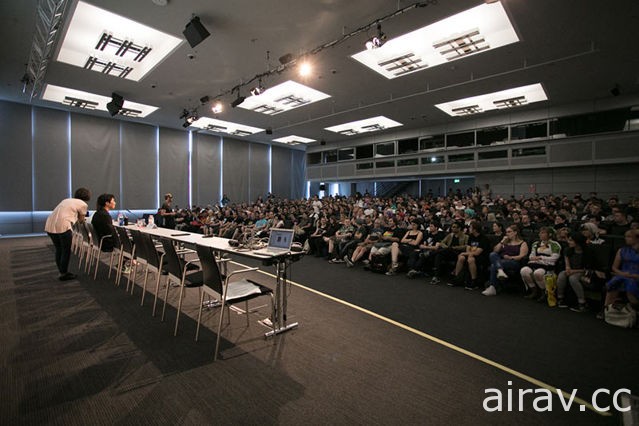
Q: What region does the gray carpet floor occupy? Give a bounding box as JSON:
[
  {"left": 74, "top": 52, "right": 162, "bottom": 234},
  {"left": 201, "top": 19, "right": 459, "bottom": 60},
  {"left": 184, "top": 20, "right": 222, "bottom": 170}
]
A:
[{"left": 0, "top": 237, "right": 624, "bottom": 425}]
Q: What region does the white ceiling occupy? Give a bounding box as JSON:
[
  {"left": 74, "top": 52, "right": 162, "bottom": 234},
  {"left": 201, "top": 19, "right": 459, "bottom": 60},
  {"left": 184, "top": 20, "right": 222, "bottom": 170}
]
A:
[{"left": 1, "top": 0, "right": 639, "bottom": 148}]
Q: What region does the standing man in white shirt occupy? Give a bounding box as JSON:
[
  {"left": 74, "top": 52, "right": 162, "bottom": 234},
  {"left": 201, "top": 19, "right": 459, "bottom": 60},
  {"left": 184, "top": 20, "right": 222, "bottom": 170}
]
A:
[{"left": 44, "top": 187, "right": 91, "bottom": 281}]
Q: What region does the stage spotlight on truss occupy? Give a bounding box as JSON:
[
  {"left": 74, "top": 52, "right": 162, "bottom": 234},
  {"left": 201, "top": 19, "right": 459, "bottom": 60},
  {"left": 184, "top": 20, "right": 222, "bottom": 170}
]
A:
[
  {"left": 365, "top": 24, "right": 386, "bottom": 50},
  {"left": 231, "top": 92, "right": 246, "bottom": 108},
  {"left": 181, "top": 108, "right": 198, "bottom": 127},
  {"left": 298, "top": 61, "right": 312, "bottom": 77},
  {"left": 211, "top": 101, "right": 223, "bottom": 114},
  {"left": 250, "top": 80, "right": 265, "bottom": 96}
]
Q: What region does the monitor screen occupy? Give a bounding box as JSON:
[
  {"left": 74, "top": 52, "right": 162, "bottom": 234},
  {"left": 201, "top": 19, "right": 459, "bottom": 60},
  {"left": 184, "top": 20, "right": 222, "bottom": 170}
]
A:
[{"left": 269, "top": 229, "right": 293, "bottom": 249}]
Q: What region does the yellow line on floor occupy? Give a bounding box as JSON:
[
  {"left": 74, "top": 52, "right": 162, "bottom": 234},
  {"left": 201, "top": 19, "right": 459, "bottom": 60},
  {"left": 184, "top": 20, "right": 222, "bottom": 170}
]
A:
[{"left": 230, "top": 260, "right": 610, "bottom": 417}]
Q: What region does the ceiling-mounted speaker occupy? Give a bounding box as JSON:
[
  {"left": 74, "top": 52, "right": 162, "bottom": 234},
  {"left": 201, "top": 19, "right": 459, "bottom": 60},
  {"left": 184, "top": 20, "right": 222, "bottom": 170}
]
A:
[
  {"left": 183, "top": 16, "right": 210, "bottom": 48},
  {"left": 106, "top": 92, "right": 124, "bottom": 116}
]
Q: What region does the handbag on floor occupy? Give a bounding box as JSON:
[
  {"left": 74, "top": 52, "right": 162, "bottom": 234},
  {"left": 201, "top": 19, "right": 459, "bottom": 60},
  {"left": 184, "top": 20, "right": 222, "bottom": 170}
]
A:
[{"left": 604, "top": 303, "right": 637, "bottom": 328}]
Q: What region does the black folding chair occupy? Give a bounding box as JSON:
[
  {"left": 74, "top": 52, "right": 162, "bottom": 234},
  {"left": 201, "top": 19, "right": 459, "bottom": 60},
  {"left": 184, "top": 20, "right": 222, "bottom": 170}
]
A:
[{"left": 195, "top": 244, "right": 274, "bottom": 361}]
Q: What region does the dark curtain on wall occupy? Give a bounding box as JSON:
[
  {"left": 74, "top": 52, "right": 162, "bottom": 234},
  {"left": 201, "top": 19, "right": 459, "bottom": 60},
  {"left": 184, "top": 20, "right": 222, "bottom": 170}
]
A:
[
  {"left": 222, "top": 138, "right": 249, "bottom": 203},
  {"left": 272, "top": 146, "right": 291, "bottom": 199},
  {"left": 33, "top": 107, "right": 69, "bottom": 210},
  {"left": 0, "top": 102, "right": 32, "bottom": 211},
  {"left": 291, "top": 149, "right": 306, "bottom": 199},
  {"left": 159, "top": 128, "right": 189, "bottom": 209},
  {"left": 121, "top": 121, "right": 157, "bottom": 209},
  {"left": 193, "top": 132, "right": 221, "bottom": 206},
  {"left": 249, "top": 143, "right": 269, "bottom": 202},
  {"left": 71, "top": 113, "right": 119, "bottom": 208}
]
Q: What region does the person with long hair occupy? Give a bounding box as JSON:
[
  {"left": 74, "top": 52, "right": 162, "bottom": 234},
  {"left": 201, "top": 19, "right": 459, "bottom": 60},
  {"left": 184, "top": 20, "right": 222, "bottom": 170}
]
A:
[
  {"left": 482, "top": 224, "right": 529, "bottom": 296},
  {"left": 556, "top": 232, "right": 588, "bottom": 311}
]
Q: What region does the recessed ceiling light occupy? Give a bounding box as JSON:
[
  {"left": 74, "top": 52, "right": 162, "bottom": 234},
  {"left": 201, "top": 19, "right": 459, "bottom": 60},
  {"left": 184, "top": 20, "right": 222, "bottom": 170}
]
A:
[
  {"left": 41, "top": 84, "right": 159, "bottom": 117},
  {"left": 189, "top": 117, "right": 264, "bottom": 136},
  {"left": 272, "top": 135, "right": 317, "bottom": 145},
  {"left": 325, "top": 116, "right": 402, "bottom": 135},
  {"left": 238, "top": 80, "right": 330, "bottom": 115},
  {"left": 351, "top": 2, "right": 518, "bottom": 79},
  {"left": 56, "top": 1, "right": 182, "bottom": 81},
  {"left": 434, "top": 83, "right": 548, "bottom": 116}
]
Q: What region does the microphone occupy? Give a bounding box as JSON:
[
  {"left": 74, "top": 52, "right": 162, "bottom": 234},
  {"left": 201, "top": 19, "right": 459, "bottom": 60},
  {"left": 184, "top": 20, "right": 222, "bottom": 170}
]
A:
[{"left": 126, "top": 209, "right": 139, "bottom": 221}]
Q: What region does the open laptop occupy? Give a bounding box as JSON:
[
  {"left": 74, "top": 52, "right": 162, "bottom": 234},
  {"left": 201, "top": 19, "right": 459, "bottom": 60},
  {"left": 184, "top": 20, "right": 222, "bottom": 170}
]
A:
[{"left": 253, "top": 229, "right": 294, "bottom": 256}]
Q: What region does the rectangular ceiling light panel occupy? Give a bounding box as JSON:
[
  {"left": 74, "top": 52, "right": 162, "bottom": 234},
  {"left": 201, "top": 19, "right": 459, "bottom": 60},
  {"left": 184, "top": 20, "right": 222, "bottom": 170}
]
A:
[
  {"left": 56, "top": 1, "right": 183, "bottom": 81},
  {"left": 41, "top": 84, "right": 159, "bottom": 117},
  {"left": 190, "top": 117, "right": 264, "bottom": 136},
  {"left": 351, "top": 2, "right": 518, "bottom": 79},
  {"left": 238, "top": 80, "right": 331, "bottom": 115},
  {"left": 272, "top": 135, "right": 317, "bottom": 145},
  {"left": 325, "top": 116, "right": 402, "bottom": 135},
  {"left": 434, "top": 83, "right": 548, "bottom": 116}
]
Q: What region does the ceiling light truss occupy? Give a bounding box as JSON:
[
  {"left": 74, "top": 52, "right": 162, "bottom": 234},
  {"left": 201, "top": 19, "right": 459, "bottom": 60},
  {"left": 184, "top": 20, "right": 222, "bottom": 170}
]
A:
[
  {"left": 84, "top": 56, "right": 133, "bottom": 78},
  {"left": 493, "top": 96, "right": 527, "bottom": 108},
  {"left": 63, "top": 96, "right": 98, "bottom": 109},
  {"left": 433, "top": 28, "right": 489, "bottom": 61},
  {"left": 451, "top": 105, "right": 482, "bottom": 115},
  {"left": 377, "top": 53, "right": 427, "bottom": 77},
  {"left": 25, "top": 0, "right": 71, "bottom": 101},
  {"left": 95, "top": 32, "right": 152, "bottom": 62}
]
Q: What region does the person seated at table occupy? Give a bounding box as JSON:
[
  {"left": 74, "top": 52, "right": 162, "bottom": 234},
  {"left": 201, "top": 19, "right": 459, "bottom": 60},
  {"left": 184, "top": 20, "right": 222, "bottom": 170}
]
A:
[
  {"left": 91, "top": 193, "right": 116, "bottom": 252},
  {"left": 521, "top": 227, "right": 562, "bottom": 301},
  {"left": 452, "top": 221, "right": 491, "bottom": 289},
  {"left": 482, "top": 225, "right": 529, "bottom": 296},
  {"left": 386, "top": 218, "right": 423, "bottom": 275},
  {"left": 603, "top": 229, "right": 639, "bottom": 309}
]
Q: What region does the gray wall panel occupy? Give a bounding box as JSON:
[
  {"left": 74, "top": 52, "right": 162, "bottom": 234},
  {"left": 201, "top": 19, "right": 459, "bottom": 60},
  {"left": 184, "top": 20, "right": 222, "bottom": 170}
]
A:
[
  {"left": 222, "top": 138, "right": 249, "bottom": 203},
  {"left": 0, "top": 101, "right": 32, "bottom": 211},
  {"left": 33, "top": 106, "right": 69, "bottom": 210},
  {"left": 71, "top": 113, "right": 119, "bottom": 206},
  {"left": 249, "top": 143, "right": 269, "bottom": 201},
  {"left": 121, "top": 121, "right": 157, "bottom": 209},
  {"left": 272, "top": 146, "right": 291, "bottom": 198},
  {"left": 193, "top": 133, "right": 221, "bottom": 206},
  {"left": 291, "top": 149, "right": 306, "bottom": 199},
  {"left": 159, "top": 128, "right": 189, "bottom": 209}
]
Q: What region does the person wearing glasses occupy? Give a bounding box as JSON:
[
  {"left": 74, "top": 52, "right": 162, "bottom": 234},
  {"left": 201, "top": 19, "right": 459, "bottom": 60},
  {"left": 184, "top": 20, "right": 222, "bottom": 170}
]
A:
[{"left": 483, "top": 224, "right": 529, "bottom": 296}]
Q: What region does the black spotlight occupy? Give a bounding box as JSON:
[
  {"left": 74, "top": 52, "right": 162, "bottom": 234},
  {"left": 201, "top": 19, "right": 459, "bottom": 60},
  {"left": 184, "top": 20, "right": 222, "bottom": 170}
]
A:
[
  {"left": 610, "top": 84, "right": 621, "bottom": 97},
  {"left": 320, "top": 139, "right": 326, "bottom": 146},
  {"left": 279, "top": 53, "right": 293, "bottom": 65},
  {"left": 265, "top": 127, "right": 273, "bottom": 135},
  {"left": 106, "top": 93, "right": 124, "bottom": 116},
  {"left": 183, "top": 16, "right": 210, "bottom": 48},
  {"left": 199, "top": 95, "right": 210, "bottom": 104},
  {"left": 230, "top": 94, "right": 246, "bottom": 108}
]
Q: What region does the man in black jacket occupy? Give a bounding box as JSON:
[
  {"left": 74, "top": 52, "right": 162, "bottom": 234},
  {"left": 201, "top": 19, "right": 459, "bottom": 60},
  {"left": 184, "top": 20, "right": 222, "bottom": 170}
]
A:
[{"left": 92, "top": 193, "right": 116, "bottom": 252}]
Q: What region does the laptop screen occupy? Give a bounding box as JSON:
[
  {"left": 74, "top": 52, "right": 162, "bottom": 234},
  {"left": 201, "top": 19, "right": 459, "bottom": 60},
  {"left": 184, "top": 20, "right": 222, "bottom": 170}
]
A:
[{"left": 268, "top": 229, "right": 294, "bottom": 250}]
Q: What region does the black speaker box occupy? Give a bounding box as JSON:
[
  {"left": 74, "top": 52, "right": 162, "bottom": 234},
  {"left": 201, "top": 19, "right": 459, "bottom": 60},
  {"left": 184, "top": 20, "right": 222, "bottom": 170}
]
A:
[
  {"left": 183, "top": 16, "right": 210, "bottom": 48},
  {"left": 106, "top": 93, "right": 123, "bottom": 116}
]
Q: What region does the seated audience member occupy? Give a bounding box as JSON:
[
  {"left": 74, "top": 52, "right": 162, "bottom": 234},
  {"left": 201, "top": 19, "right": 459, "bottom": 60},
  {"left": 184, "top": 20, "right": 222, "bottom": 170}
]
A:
[
  {"left": 605, "top": 209, "right": 631, "bottom": 236},
  {"left": 482, "top": 225, "right": 529, "bottom": 296},
  {"left": 386, "top": 219, "right": 423, "bottom": 275},
  {"left": 580, "top": 222, "right": 605, "bottom": 245},
  {"left": 556, "top": 232, "right": 588, "bottom": 311},
  {"left": 320, "top": 216, "right": 339, "bottom": 259},
  {"left": 328, "top": 217, "right": 355, "bottom": 263},
  {"left": 308, "top": 216, "right": 328, "bottom": 256},
  {"left": 520, "top": 227, "right": 562, "bottom": 301},
  {"left": 367, "top": 217, "right": 405, "bottom": 264},
  {"left": 603, "top": 229, "right": 639, "bottom": 309},
  {"left": 430, "top": 222, "right": 468, "bottom": 284},
  {"left": 346, "top": 218, "right": 384, "bottom": 267},
  {"left": 452, "top": 221, "right": 491, "bottom": 289},
  {"left": 91, "top": 193, "right": 116, "bottom": 252},
  {"left": 406, "top": 221, "right": 445, "bottom": 278}
]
